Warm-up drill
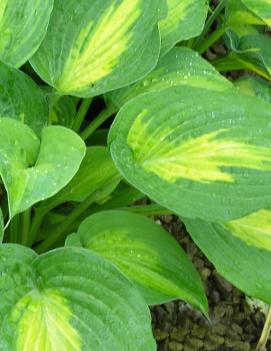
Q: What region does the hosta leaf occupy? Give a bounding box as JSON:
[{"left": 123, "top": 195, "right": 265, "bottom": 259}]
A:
[
  {"left": 108, "top": 47, "right": 232, "bottom": 109},
  {"left": 0, "top": 245, "right": 155, "bottom": 351},
  {"left": 72, "top": 210, "right": 208, "bottom": 312},
  {"left": 225, "top": 0, "right": 265, "bottom": 27},
  {"left": 223, "top": 208, "right": 271, "bottom": 251},
  {"left": 30, "top": 0, "right": 164, "bottom": 97},
  {"left": 0, "top": 118, "right": 86, "bottom": 218},
  {"left": 240, "top": 0, "right": 271, "bottom": 26},
  {"left": 0, "top": 0, "right": 53, "bottom": 67},
  {"left": 227, "top": 30, "right": 271, "bottom": 78},
  {"left": 0, "top": 209, "right": 3, "bottom": 243},
  {"left": 235, "top": 76, "right": 271, "bottom": 103},
  {"left": 159, "top": 0, "right": 208, "bottom": 56},
  {"left": 49, "top": 96, "right": 77, "bottom": 128},
  {"left": 183, "top": 214, "right": 271, "bottom": 305},
  {"left": 0, "top": 62, "right": 48, "bottom": 135},
  {"left": 109, "top": 86, "right": 271, "bottom": 221},
  {"left": 48, "top": 147, "right": 121, "bottom": 207}
]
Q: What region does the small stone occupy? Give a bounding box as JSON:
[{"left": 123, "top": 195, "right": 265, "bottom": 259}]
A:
[
  {"left": 203, "top": 341, "right": 217, "bottom": 350},
  {"left": 212, "top": 323, "right": 227, "bottom": 335},
  {"left": 213, "top": 272, "right": 232, "bottom": 294},
  {"left": 210, "top": 290, "right": 220, "bottom": 304},
  {"left": 201, "top": 267, "right": 211, "bottom": 281},
  {"left": 207, "top": 333, "right": 224, "bottom": 346},
  {"left": 171, "top": 328, "right": 189, "bottom": 341},
  {"left": 231, "top": 322, "right": 243, "bottom": 335},
  {"left": 225, "top": 339, "right": 251, "bottom": 351},
  {"left": 168, "top": 341, "right": 184, "bottom": 351},
  {"left": 191, "top": 325, "right": 206, "bottom": 339},
  {"left": 213, "top": 305, "right": 226, "bottom": 320},
  {"left": 186, "top": 337, "right": 204, "bottom": 349},
  {"left": 154, "top": 329, "right": 169, "bottom": 341}
]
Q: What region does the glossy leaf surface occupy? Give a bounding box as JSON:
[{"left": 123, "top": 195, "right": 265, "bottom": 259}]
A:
[
  {"left": 0, "top": 62, "right": 48, "bottom": 134},
  {"left": 159, "top": 0, "right": 208, "bottom": 55},
  {"left": 109, "top": 87, "right": 271, "bottom": 221},
  {"left": 73, "top": 210, "right": 208, "bottom": 312},
  {"left": 30, "top": 0, "right": 164, "bottom": 97},
  {"left": 0, "top": 119, "right": 86, "bottom": 218},
  {"left": 49, "top": 147, "right": 121, "bottom": 207},
  {"left": 0, "top": 245, "right": 155, "bottom": 351},
  {"left": 108, "top": 47, "right": 232, "bottom": 109},
  {"left": 0, "top": 0, "right": 53, "bottom": 67},
  {"left": 241, "top": 0, "right": 271, "bottom": 26},
  {"left": 184, "top": 215, "right": 271, "bottom": 305},
  {"left": 235, "top": 76, "right": 271, "bottom": 103}
]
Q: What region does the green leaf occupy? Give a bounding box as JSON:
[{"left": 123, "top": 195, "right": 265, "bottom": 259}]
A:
[
  {"left": 109, "top": 86, "right": 271, "bottom": 222},
  {"left": 30, "top": 0, "right": 164, "bottom": 97},
  {"left": 159, "top": 0, "right": 208, "bottom": 56},
  {"left": 0, "top": 245, "right": 155, "bottom": 351},
  {"left": 49, "top": 96, "right": 77, "bottom": 128},
  {"left": 235, "top": 76, "right": 271, "bottom": 103},
  {"left": 108, "top": 47, "right": 232, "bottom": 109},
  {"left": 226, "top": 30, "right": 271, "bottom": 78},
  {"left": 183, "top": 214, "right": 271, "bottom": 305},
  {"left": 225, "top": 0, "right": 266, "bottom": 27},
  {"left": 0, "top": 0, "right": 53, "bottom": 67},
  {"left": 0, "top": 62, "right": 48, "bottom": 135},
  {"left": 0, "top": 209, "right": 3, "bottom": 243},
  {"left": 0, "top": 118, "right": 86, "bottom": 218},
  {"left": 71, "top": 210, "right": 208, "bottom": 313},
  {"left": 47, "top": 146, "right": 121, "bottom": 207},
  {"left": 240, "top": 0, "right": 271, "bottom": 26}
]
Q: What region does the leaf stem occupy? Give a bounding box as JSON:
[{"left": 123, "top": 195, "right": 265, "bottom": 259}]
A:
[
  {"left": 120, "top": 204, "right": 172, "bottom": 216},
  {"left": 21, "top": 209, "right": 31, "bottom": 246},
  {"left": 72, "top": 98, "right": 93, "bottom": 133},
  {"left": 193, "top": 0, "right": 226, "bottom": 50},
  {"left": 80, "top": 105, "right": 116, "bottom": 141},
  {"left": 256, "top": 307, "right": 271, "bottom": 351},
  {"left": 35, "top": 192, "right": 98, "bottom": 253},
  {"left": 196, "top": 27, "right": 226, "bottom": 55},
  {"left": 9, "top": 216, "right": 20, "bottom": 244},
  {"left": 212, "top": 55, "right": 271, "bottom": 80}
]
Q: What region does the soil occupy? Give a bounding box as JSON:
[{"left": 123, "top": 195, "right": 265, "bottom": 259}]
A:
[{"left": 151, "top": 216, "right": 271, "bottom": 351}]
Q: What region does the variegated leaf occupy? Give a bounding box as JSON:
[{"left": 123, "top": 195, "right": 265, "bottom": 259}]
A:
[
  {"left": 159, "top": 0, "right": 208, "bottom": 56},
  {"left": 109, "top": 86, "right": 271, "bottom": 221},
  {"left": 30, "top": 0, "right": 164, "bottom": 97},
  {"left": 108, "top": 47, "right": 232, "bottom": 109},
  {"left": 235, "top": 76, "right": 271, "bottom": 103},
  {"left": 240, "top": 0, "right": 271, "bottom": 26},
  {"left": 184, "top": 213, "right": 271, "bottom": 305},
  {"left": 0, "top": 0, "right": 53, "bottom": 67},
  {"left": 0, "top": 245, "right": 155, "bottom": 351},
  {"left": 71, "top": 210, "right": 208, "bottom": 312}
]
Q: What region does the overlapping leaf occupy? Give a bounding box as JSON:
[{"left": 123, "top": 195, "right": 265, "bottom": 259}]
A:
[
  {"left": 30, "top": 0, "right": 165, "bottom": 97},
  {"left": 240, "top": 0, "right": 271, "bottom": 26},
  {"left": 159, "top": 0, "right": 208, "bottom": 55},
  {"left": 0, "top": 118, "right": 86, "bottom": 218},
  {"left": 226, "top": 30, "right": 271, "bottom": 79},
  {"left": 70, "top": 210, "right": 207, "bottom": 312},
  {"left": 49, "top": 96, "right": 77, "bottom": 128},
  {"left": 184, "top": 211, "right": 271, "bottom": 305},
  {"left": 47, "top": 147, "right": 121, "bottom": 208},
  {"left": 0, "top": 245, "right": 155, "bottom": 351},
  {"left": 226, "top": 0, "right": 266, "bottom": 27},
  {"left": 0, "top": 62, "right": 48, "bottom": 134},
  {"left": 109, "top": 86, "right": 271, "bottom": 221},
  {"left": 108, "top": 47, "right": 232, "bottom": 109},
  {"left": 235, "top": 76, "right": 271, "bottom": 103},
  {"left": 0, "top": 0, "right": 53, "bottom": 67},
  {"left": 0, "top": 209, "right": 3, "bottom": 243}
]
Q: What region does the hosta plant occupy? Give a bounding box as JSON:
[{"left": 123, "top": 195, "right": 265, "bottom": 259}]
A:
[{"left": 1, "top": 0, "right": 271, "bottom": 350}]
